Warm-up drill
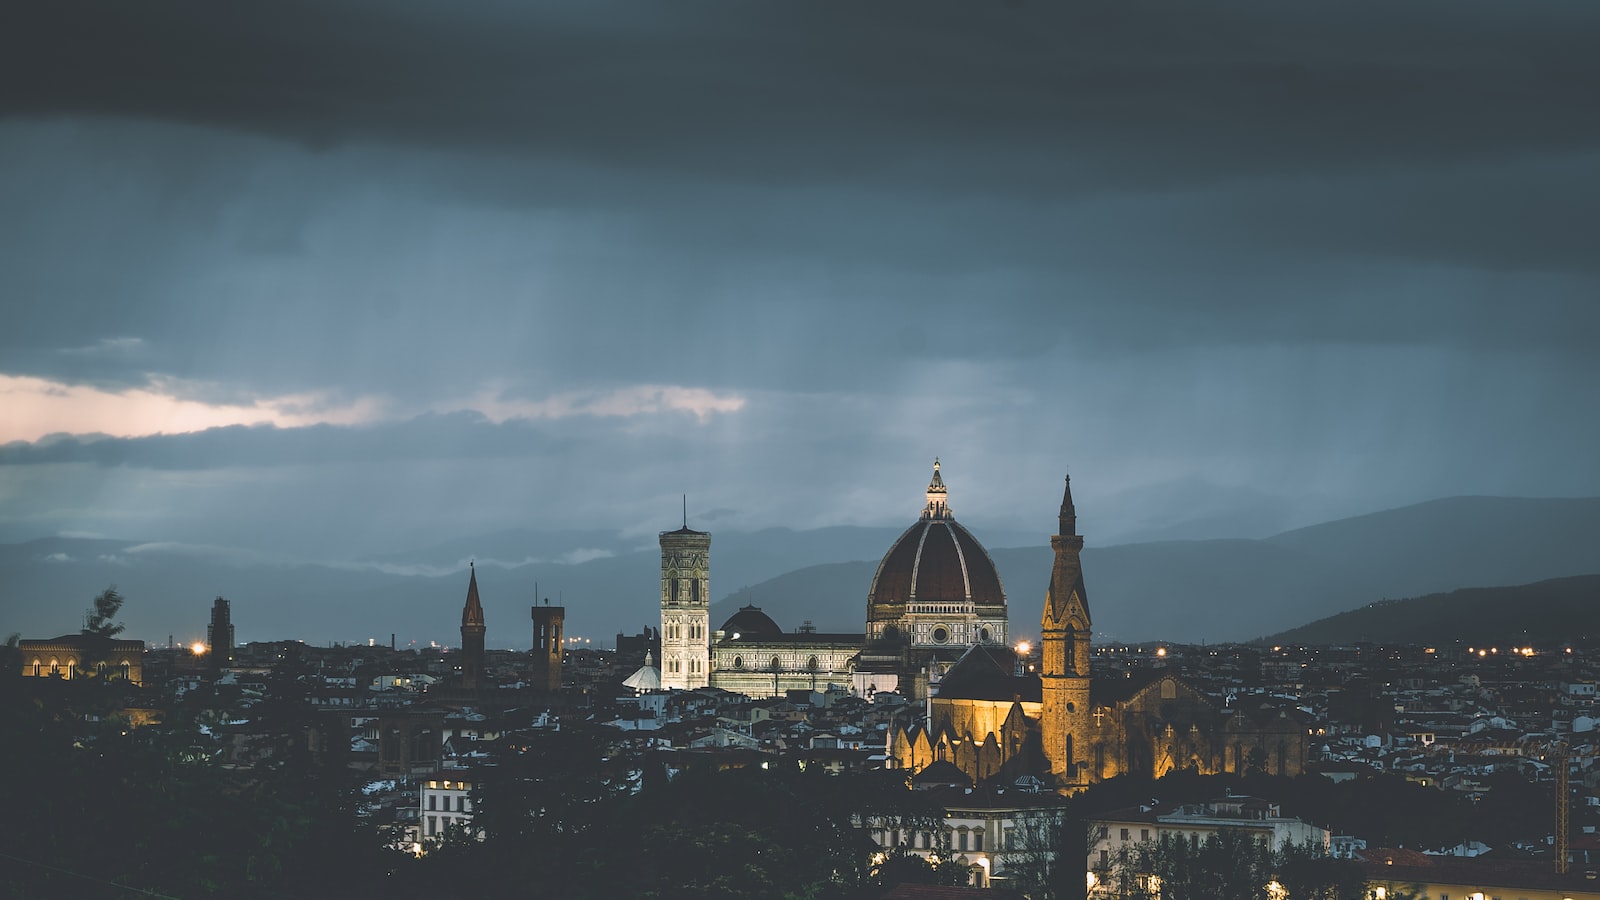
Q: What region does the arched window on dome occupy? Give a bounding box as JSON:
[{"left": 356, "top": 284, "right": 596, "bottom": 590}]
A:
[
  {"left": 769, "top": 657, "right": 782, "bottom": 672},
  {"left": 807, "top": 656, "right": 819, "bottom": 672},
  {"left": 732, "top": 656, "right": 743, "bottom": 669}
]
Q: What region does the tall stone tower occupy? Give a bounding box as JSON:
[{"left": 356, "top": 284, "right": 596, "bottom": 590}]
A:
[
  {"left": 1040, "top": 474, "right": 1092, "bottom": 791},
  {"left": 206, "top": 596, "right": 234, "bottom": 673},
  {"left": 530, "top": 597, "right": 565, "bottom": 693},
  {"left": 659, "top": 518, "right": 711, "bottom": 691},
  {"left": 460, "top": 562, "right": 486, "bottom": 691}
]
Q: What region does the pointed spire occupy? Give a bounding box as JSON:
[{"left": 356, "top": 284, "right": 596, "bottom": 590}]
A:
[
  {"left": 1058, "top": 474, "right": 1077, "bottom": 537},
  {"left": 923, "top": 458, "right": 950, "bottom": 519},
  {"left": 462, "top": 560, "right": 485, "bottom": 627}
]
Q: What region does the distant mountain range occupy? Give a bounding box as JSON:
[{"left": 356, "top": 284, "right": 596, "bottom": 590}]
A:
[
  {"left": 713, "top": 496, "right": 1600, "bottom": 643},
  {"left": 2, "top": 496, "right": 1598, "bottom": 647},
  {"left": 1258, "top": 574, "right": 1600, "bottom": 646}
]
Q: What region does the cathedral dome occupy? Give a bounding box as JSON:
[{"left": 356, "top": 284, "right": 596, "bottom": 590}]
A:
[
  {"left": 720, "top": 605, "right": 783, "bottom": 638},
  {"left": 867, "top": 461, "right": 1007, "bottom": 615}
]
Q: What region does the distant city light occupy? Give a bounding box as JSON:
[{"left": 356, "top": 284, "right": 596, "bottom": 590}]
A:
[
  {"left": 190, "top": 642, "right": 207, "bottom": 655},
  {"left": 1015, "top": 641, "right": 1031, "bottom": 656},
  {"left": 1155, "top": 647, "right": 1167, "bottom": 658}
]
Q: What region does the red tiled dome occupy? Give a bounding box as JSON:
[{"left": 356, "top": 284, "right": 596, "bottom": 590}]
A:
[{"left": 867, "top": 516, "right": 1007, "bottom": 609}]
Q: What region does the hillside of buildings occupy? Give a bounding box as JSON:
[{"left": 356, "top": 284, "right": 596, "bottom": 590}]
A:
[
  {"left": 1260, "top": 574, "right": 1600, "bottom": 646},
  {"left": 3, "top": 495, "right": 1599, "bottom": 647}
]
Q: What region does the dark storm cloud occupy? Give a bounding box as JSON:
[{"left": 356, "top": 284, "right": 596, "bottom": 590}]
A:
[
  {"left": 4, "top": 0, "right": 1599, "bottom": 407},
  {"left": 5, "top": 0, "right": 1598, "bottom": 191}
]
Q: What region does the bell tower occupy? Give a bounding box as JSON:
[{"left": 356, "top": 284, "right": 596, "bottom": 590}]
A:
[
  {"left": 530, "top": 596, "right": 565, "bottom": 693},
  {"left": 1041, "top": 474, "right": 1092, "bottom": 791},
  {"left": 659, "top": 504, "right": 710, "bottom": 691},
  {"left": 460, "top": 562, "right": 486, "bottom": 692}
]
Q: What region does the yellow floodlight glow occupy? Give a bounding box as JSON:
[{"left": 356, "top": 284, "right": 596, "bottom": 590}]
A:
[
  {"left": 1015, "top": 641, "right": 1031, "bottom": 656},
  {"left": 191, "top": 642, "right": 207, "bottom": 656}
]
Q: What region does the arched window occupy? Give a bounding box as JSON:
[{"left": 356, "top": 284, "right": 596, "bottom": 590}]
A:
[
  {"left": 807, "top": 656, "right": 819, "bottom": 671},
  {"left": 732, "top": 656, "right": 743, "bottom": 669},
  {"left": 31, "top": 659, "right": 41, "bottom": 676},
  {"left": 770, "top": 657, "right": 782, "bottom": 672},
  {"left": 980, "top": 627, "right": 992, "bottom": 642}
]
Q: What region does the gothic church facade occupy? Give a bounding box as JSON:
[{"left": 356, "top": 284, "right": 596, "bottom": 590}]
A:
[{"left": 888, "top": 475, "right": 1309, "bottom": 792}]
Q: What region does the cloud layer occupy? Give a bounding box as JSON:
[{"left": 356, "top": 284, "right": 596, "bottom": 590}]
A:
[{"left": 2, "top": 1, "right": 1597, "bottom": 641}]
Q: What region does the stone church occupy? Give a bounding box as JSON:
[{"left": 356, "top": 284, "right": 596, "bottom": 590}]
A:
[{"left": 887, "top": 474, "right": 1310, "bottom": 791}]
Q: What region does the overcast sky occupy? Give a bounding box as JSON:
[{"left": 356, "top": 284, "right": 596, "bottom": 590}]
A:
[{"left": 3, "top": 0, "right": 1598, "bottom": 572}]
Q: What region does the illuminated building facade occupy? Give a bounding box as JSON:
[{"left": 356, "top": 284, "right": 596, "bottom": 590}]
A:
[
  {"left": 19, "top": 634, "right": 144, "bottom": 684},
  {"left": 892, "top": 475, "right": 1310, "bottom": 791},
  {"left": 659, "top": 524, "right": 711, "bottom": 690},
  {"left": 855, "top": 460, "right": 1010, "bottom": 700},
  {"left": 708, "top": 605, "right": 857, "bottom": 699}
]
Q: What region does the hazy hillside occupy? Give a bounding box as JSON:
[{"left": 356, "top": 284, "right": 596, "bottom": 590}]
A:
[
  {"left": 712, "top": 497, "right": 1600, "bottom": 644},
  {"left": 1265, "top": 496, "right": 1600, "bottom": 600},
  {"left": 1261, "top": 574, "right": 1600, "bottom": 646},
  {"left": 5, "top": 496, "right": 1599, "bottom": 647}
]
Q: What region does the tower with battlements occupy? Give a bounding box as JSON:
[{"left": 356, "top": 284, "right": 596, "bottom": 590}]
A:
[{"left": 530, "top": 597, "right": 564, "bottom": 693}]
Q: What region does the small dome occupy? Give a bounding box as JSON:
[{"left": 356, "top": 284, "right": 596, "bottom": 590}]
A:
[{"left": 720, "top": 605, "right": 783, "bottom": 638}]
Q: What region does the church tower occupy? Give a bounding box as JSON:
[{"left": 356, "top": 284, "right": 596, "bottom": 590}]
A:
[
  {"left": 206, "top": 596, "right": 234, "bottom": 673},
  {"left": 1040, "top": 475, "right": 1092, "bottom": 791},
  {"left": 460, "top": 562, "right": 486, "bottom": 691},
  {"left": 529, "top": 596, "right": 564, "bottom": 693},
  {"left": 659, "top": 514, "right": 710, "bottom": 691}
]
